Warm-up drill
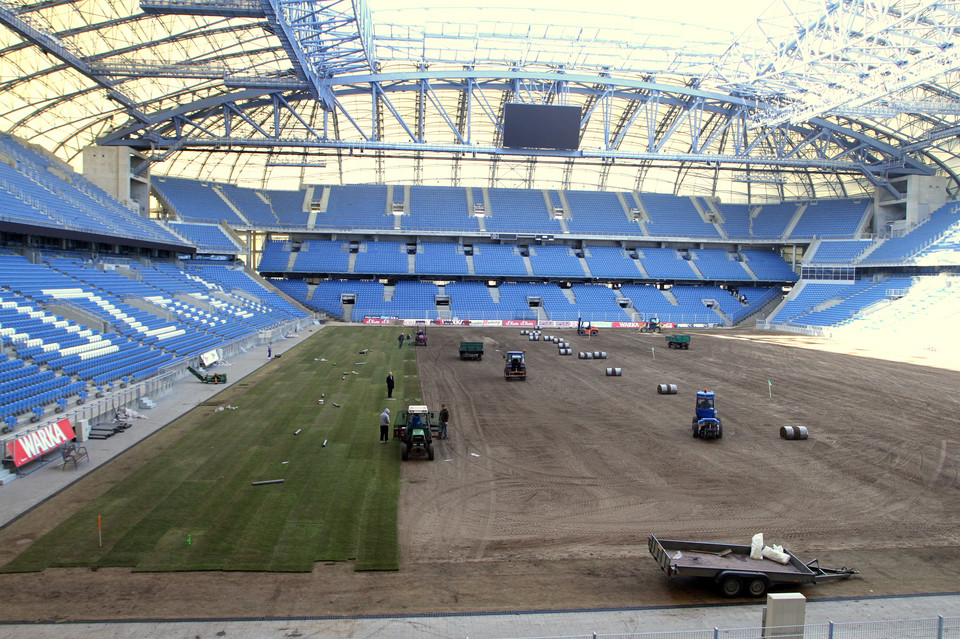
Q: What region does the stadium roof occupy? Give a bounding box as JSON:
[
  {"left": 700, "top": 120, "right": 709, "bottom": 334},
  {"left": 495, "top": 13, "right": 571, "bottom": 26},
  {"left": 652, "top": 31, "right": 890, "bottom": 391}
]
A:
[{"left": 1, "top": 0, "right": 960, "bottom": 202}]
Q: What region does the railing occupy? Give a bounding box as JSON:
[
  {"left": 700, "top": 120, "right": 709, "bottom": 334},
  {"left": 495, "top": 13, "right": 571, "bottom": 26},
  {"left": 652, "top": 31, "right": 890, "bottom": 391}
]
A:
[
  {"left": 489, "top": 614, "right": 959, "bottom": 639},
  {"left": 0, "top": 367, "right": 182, "bottom": 461}
]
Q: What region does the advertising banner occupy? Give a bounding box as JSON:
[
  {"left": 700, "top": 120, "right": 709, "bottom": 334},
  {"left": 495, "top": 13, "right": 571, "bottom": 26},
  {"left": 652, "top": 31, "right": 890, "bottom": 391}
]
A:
[{"left": 6, "top": 418, "right": 75, "bottom": 467}]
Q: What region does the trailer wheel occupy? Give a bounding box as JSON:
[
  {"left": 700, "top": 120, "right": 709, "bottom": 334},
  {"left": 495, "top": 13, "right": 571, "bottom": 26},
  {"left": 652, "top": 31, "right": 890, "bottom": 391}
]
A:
[
  {"left": 747, "top": 577, "right": 767, "bottom": 597},
  {"left": 401, "top": 442, "right": 409, "bottom": 461},
  {"left": 720, "top": 575, "right": 742, "bottom": 597},
  {"left": 478, "top": 354, "right": 482, "bottom": 360}
]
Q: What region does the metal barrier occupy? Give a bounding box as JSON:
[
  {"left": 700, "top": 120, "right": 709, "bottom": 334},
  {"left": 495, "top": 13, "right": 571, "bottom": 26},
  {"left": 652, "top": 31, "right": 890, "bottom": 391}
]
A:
[
  {"left": 489, "top": 614, "right": 959, "bottom": 639},
  {"left": 0, "top": 368, "right": 183, "bottom": 460}
]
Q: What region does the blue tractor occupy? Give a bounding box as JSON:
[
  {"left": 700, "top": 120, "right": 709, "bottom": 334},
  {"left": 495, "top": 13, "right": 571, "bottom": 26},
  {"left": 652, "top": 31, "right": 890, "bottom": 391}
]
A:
[{"left": 692, "top": 389, "right": 722, "bottom": 439}]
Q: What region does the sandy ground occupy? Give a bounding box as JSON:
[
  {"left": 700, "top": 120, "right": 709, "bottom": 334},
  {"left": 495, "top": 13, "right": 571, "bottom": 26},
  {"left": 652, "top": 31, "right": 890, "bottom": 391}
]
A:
[{"left": 2, "top": 327, "right": 960, "bottom": 622}]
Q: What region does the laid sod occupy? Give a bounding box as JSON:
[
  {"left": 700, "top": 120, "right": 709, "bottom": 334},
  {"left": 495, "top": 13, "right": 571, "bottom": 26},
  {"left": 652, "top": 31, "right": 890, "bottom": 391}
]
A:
[{"left": 1, "top": 326, "right": 416, "bottom": 573}]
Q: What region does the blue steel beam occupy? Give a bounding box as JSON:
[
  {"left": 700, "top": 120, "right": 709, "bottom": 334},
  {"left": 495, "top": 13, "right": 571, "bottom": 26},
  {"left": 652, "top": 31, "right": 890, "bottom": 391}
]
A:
[
  {"left": 93, "top": 70, "right": 935, "bottom": 180},
  {"left": 0, "top": 2, "right": 149, "bottom": 122}
]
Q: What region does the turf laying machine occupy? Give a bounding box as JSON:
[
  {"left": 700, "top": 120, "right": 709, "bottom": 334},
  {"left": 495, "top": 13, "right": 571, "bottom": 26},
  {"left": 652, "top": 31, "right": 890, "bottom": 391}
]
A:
[
  {"left": 503, "top": 350, "right": 527, "bottom": 380},
  {"left": 187, "top": 366, "right": 227, "bottom": 384},
  {"left": 692, "top": 389, "right": 722, "bottom": 439},
  {"left": 393, "top": 405, "right": 440, "bottom": 460}
]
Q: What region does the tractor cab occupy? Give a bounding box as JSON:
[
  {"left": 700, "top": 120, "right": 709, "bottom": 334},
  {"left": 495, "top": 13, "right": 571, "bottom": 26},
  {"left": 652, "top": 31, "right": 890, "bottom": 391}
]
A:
[
  {"left": 695, "top": 390, "right": 716, "bottom": 419},
  {"left": 394, "top": 405, "right": 439, "bottom": 460},
  {"left": 504, "top": 350, "right": 527, "bottom": 380},
  {"left": 692, "top": 389, "right": 722, "bottom": 439}
]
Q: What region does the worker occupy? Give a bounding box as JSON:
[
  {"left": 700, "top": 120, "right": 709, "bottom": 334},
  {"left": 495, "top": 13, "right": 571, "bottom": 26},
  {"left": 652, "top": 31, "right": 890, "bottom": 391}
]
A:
[
  {"left": 397, "top": 333, "right": 405, "bottom": 349},
  {"left": 379, "top": 408, "right": 391, "bottom": 443},
  {"left": 267, "top": 344, "right": 271, "bottom": 359},
  {"left": 386, "top": 371, "right": 395, "bottom": 398},
  {"left": 439, "top": 403, "right": 449, "bottom": 439}
]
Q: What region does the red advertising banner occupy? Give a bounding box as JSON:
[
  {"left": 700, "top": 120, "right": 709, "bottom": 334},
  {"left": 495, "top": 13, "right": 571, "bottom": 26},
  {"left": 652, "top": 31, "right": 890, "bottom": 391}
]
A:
[
  {"left": 362, "top": 317, "right": 396, "bottom": 325},
  {"left": 6, "top": 418, "right": 75, "bottom": 467},
  {"left": 502, "top": 320, "right": 538, "bottom": 327}
]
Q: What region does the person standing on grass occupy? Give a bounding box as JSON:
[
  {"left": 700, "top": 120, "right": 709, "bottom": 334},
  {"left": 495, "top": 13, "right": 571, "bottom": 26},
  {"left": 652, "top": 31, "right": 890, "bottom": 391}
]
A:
[
  {"left": 379, "top": 408, "right": 391, "bottom": 443},
  {"left": 398, "top": 333, "right": 405, "bottom": 349},
  {"left": 439, "top": 403, "right": 449, "bottom": 439},
  {"left": 386, "top": 371, "right": 395, "bottom": 398}
]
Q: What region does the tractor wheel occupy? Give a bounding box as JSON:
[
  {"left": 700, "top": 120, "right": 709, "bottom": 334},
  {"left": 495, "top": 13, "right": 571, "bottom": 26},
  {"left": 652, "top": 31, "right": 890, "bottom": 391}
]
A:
[
  {"left": 720, "top": 575, "right": 743, "bottom": 597},
  {"left": 401, "top": 442, "right": 409, "bottom": 461},
  {"left": 427, "top": 444, "right": 435, "bottom": 461},
  {"left": 692, "top": 418, "right": 699, "bottom": 438},
  {"left": 747, "top": 577, "right": 768, "bottom": 597}
]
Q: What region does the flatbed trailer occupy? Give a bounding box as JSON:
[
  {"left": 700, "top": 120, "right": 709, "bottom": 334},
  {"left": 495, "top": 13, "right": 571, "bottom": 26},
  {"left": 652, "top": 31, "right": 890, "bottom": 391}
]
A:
[{"left": 648, "top": 534, "right": 857, "bottom": 598}]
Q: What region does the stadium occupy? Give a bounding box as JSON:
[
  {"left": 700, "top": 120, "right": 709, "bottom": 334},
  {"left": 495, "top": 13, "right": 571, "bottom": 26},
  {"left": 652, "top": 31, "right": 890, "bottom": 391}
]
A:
[{"left": 0, "top": 0, "right": 959, "bottom": 636}]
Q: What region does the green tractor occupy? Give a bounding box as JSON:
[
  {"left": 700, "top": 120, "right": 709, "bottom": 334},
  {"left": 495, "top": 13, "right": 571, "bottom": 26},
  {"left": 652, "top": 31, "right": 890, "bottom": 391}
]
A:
[{"left": 393, "top": 405, "right": 439, "bottom": 460}]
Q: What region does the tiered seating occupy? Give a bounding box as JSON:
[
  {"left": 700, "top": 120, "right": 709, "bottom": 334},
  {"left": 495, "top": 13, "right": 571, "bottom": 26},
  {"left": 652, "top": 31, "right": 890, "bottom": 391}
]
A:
[
  {"left": 565, "top": 191, "right": 642, "bottom": 236},
  {"left": 860, "top": 203, "right": 960, "bottom": 265},
  {"left": 496, "top": 283, "right": 550, "bottom": 320},
  {"left": 638, "top": 248, "right": 700, "bottom": 280},
  {"left": 346, "top": 281, "right": 387, "bottom": 320},
  {"left": 620, "top": 284, "right": 680, "bottom": 322},
  {"left": 472, "top": 244, "right": 527, "bottom": 277},
  {"left": 219, "top": 183, "right": 277, "bottom": 226},
  {"left": 405, "top": 187, "right": 479, "bottom": 233},
  {"left": 485, "top": 189, "right": 562, "bottom": 234},
  {"left": 293, "top": 240, "right": 351, "bottom": 273},
  {"left": 807, "top": 240, "right": 873, "bottom": 264},
  {"left": 315, "top": 185, "right": 394, "bottom": 230},
  {"left": 913, "top": 221, "right": 960, "bottom": 265},
  {"left": 259, "top": 240, "right": 293, "bottom": 272},
  {"left": 183, "top": 262, "right": 308, "bottom": 324},
  {"left": 716, "top": 203, "right": 752, "bottom": 238},
  {"left": 741, "top": 250, "right": 798, "bottom": 281},
  {"left": 771, "top": 282, "right": 847, "bottom": 323},
  {"left": 528, "top": 245, "right": 585, "bottom": 278},
  {"left": 447, "top": 282, "right": 501, "bottom": 320},
  {"left": 751, "top": 202, "right": 799, "bottom": 239},
  {"left": 152, "top": 176, "right": 245, "bottom": 226},
  {"left": 0, "top": 135, "right": 186, "bottom": 245},
  {"left": 353, "top": 241, "right": 408, "bottom": 275},
  {"left": 416, "top": 242, "right": 469, "bottom": 276},
  {"left": 800, "top": 277, "right": 914, "bottom": 327},
  {"left": 570, "top": 284, "right": 632, "bottom": 322},
  {"left": 168, "top": 222, "right": 239, "bottom": 253},
  {"left": 789, "top": 199, "right": 869, "bottom": 240},
  {"left": 308, "top": 279, "right": 356, "bottom": 317},
  {"left": 692, "top": 249, "right": 750, "bottom": 280},
  {"left": 639, "top": 194, "right": 720, "bottom": 238},
  {"left": 584, "top": 246, "right": 642, "bottom": 278},
  {"left": 266, "top": 189, "right": 309, "bottom": 226}
]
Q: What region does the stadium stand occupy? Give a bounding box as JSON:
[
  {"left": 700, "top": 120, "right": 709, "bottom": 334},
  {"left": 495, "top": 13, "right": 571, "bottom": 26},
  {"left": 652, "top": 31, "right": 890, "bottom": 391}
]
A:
[
  {"left": 152, "top": 176, "right": 246, "bottom": 226},
  {"left": 168, "top": 222, "right": 240, "bottom": 253},
  {"left": 789, "top": 199, "right": 870, "bottom": 240}
]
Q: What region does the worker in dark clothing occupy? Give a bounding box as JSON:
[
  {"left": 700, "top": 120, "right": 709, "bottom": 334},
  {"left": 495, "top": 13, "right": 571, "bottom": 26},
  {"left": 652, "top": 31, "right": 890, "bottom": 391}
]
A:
[
  {"left": 439, "top": 403, "right": 449, "bottom": 439},
  {"left": 398, "top": 333, "right": 405, "bottom": 349},
  {"left": 386, "top": 371, "right": 395, "bottom": 398},
  {"left": 379, "top": 408, "right": 391, "bottom": 443}
]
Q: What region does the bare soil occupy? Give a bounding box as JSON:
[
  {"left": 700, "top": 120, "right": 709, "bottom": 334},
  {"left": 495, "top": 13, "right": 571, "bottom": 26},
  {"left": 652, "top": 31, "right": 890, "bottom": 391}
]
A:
[{"left": 2, "top": 327, "right": 960, "bottom": 622}]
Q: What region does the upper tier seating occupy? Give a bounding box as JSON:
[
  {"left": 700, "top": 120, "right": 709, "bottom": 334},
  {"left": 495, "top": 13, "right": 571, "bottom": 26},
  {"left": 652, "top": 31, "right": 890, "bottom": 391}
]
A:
[
  {"left": 789, "top": 199, "right": 869, "bottom": 240},
  {"left": 565, "top": 191, "right": 644, "bottom": 236},
  {"left": 0, "top": 135, "right": 185, "bottom": 246},
  {"left": 639, "top": 194, "right": 721, "bottom": 238}
]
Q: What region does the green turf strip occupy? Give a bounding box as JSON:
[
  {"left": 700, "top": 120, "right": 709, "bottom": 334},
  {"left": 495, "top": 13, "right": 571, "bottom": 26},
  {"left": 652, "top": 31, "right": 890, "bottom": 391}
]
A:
[{"left": 1, "top": 326, "right": 410, "bottom": 573}]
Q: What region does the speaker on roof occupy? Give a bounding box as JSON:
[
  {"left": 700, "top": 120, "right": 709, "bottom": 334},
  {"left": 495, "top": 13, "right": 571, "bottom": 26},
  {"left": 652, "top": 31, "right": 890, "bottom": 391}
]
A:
[{"left": 502, "top": 104, "right": 581, "bottom": 151}]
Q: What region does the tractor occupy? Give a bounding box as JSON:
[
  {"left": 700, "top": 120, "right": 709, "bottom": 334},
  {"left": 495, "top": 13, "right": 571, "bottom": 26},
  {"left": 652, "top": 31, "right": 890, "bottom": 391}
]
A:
[
  {"left": 577, "top": 318, "right": 599, "bottom": 336},
  {"left": 393, "top": 405, "right": 439, "bottom": 460},
  {"left": 639, "top": 316, "right": 662, "bottom": 333},
  {"left": 692, "top": 389, "right": 722, "bottom": 439},
  {"left": 414, "top": 328, "right": 428, "bottom": 346},
  {"left": 504, "top": 350, "right": 527, "bottom": 380}
]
